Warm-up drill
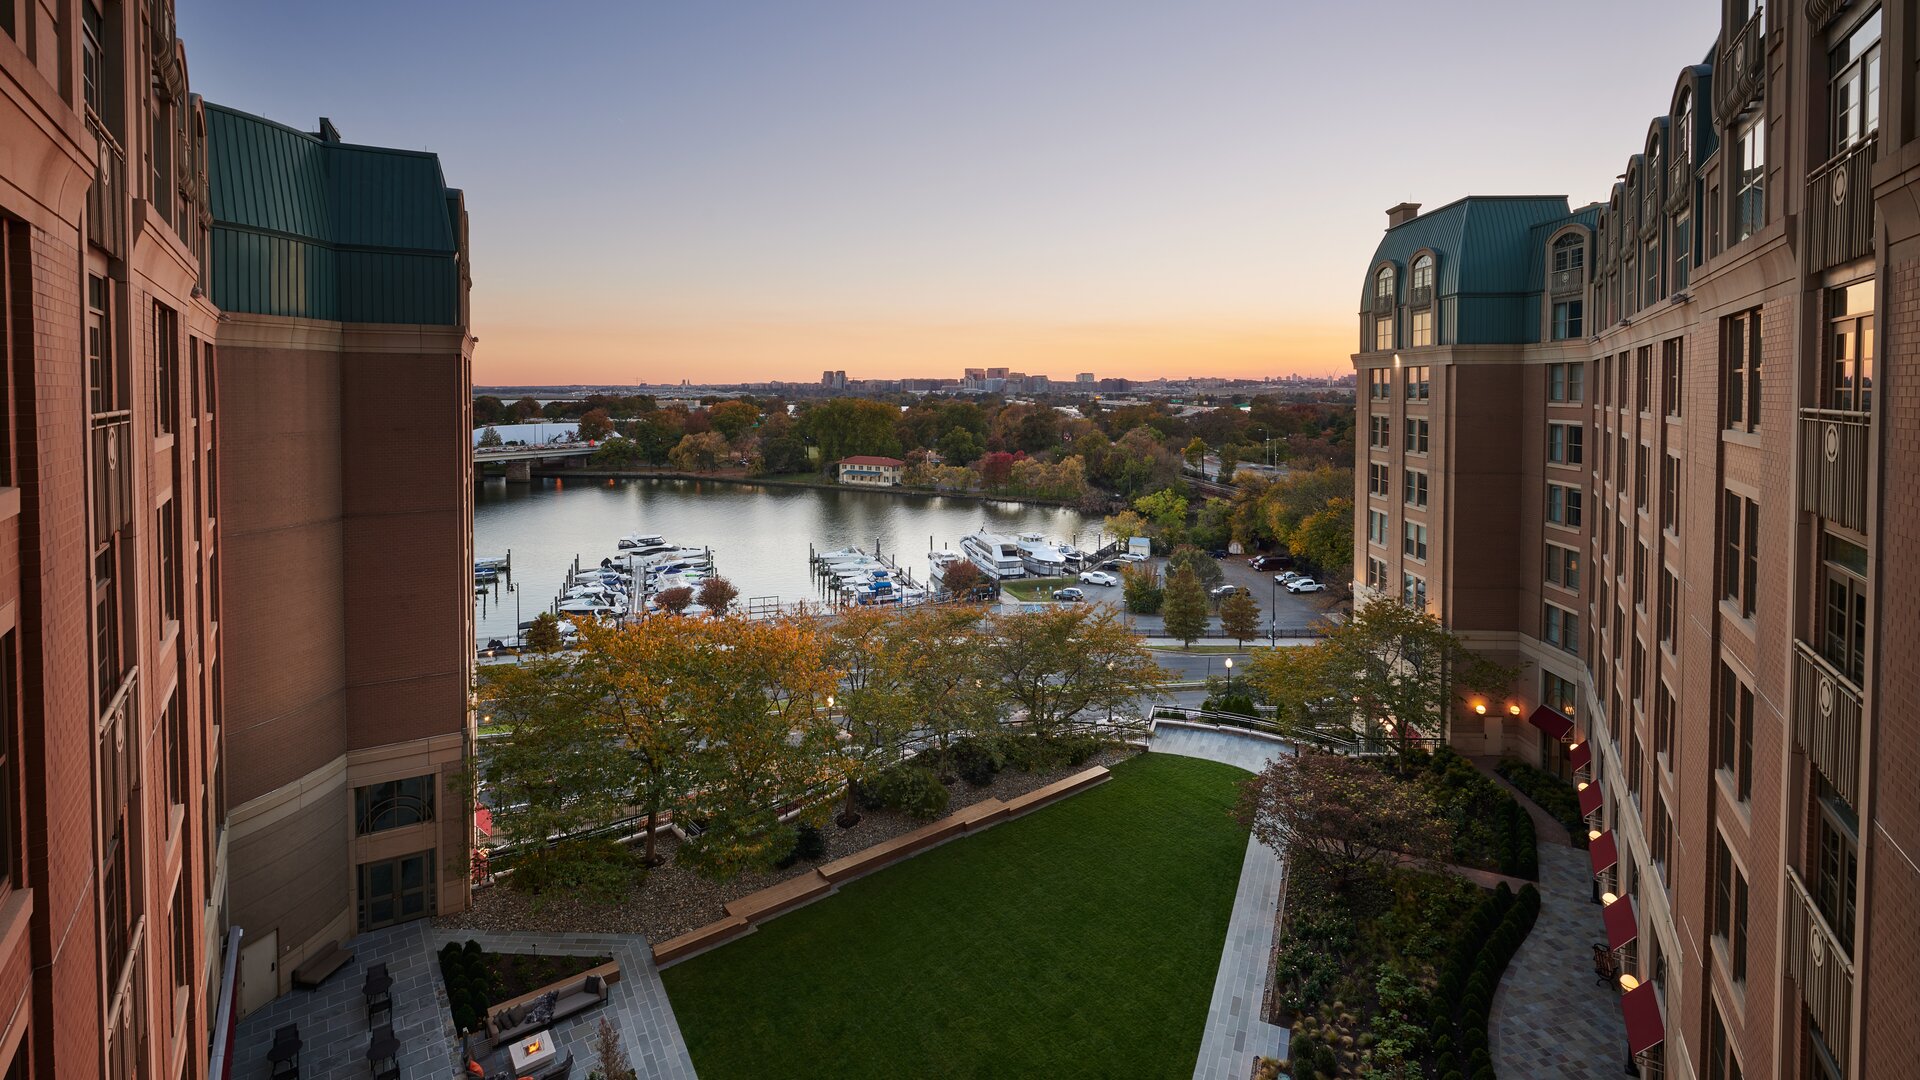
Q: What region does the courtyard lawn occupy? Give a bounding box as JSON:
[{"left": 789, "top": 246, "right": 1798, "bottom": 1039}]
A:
[
  {"left": 1000, "top": 575, "right": 1078, "bottom": 602},
  {"left": 661, "top": 753, "right": 1251, "bottom": 1079}
]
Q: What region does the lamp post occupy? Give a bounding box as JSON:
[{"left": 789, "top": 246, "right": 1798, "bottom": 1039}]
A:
[
  {"left": 1223, "top": 657, "right": 1233, "bottom": 695},
  {"left": 1269, "top": 576, "right": 1277, "bottom": 646}
]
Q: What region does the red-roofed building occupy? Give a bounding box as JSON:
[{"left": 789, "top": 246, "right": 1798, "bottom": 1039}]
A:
[{"left": 837, "top": 456, "right": 907, "bottom": 487}]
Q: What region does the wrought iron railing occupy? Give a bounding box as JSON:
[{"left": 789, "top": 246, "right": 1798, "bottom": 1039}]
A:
[
  {"left": 86, "top": 118, "right": 124, "bottom": 258},
  {"left": 1807, "top": 0, "right": 1849, "bottom": 31},
  {"left": 1550, "top": 267, "right": 1585, "bottom": 298},
  {"left": 1714, "top": 10, "right": 1766, "bottom": 124},
  {"left": 1806, "top": 135, "right": 1877, "bottom": 272},
  {"left": 1799, "top": 408, "right": 1870, "bottom": 533},
  {"left": 1409, "top": 284, "right": 1432, "bottom": 309},
  {"left": 1372, "top": 291, "right": 1395, "bottom": 315},
  {"left": 1792, "top": 640, "right": 1862, "bottom": 806},
  {"left": 1786, "top": 866, "right": 1854, "bottom": 1050},
  {"left": 1666, "top": 158, "right": 1692, "bottom": 212}
]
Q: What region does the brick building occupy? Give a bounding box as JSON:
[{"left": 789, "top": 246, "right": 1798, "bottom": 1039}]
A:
[
  {"left": 0, "top": 1, "right": 472, "bottom": 1075},
  {"left": 1350, "top": 2, "right": 1914, "bottom": 1077}
]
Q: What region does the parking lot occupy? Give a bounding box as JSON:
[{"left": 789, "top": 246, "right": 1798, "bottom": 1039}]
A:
[{"left": 1001, "top": 552, "right": 1341, "bottom": 639}]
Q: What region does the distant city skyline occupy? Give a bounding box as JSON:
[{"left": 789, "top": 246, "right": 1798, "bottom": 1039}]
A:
[{"left": 179, "top": 0, "right": 1716, "bottom": 384}]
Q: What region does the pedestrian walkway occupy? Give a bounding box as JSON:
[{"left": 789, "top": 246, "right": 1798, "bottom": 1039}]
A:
[
  {"left": 1490, "top": 844, "right": 1631, "bottom": 1078},
  {"left": 1147, "top": 720, "right": 1294, "bottom": 1080},
  {"left": 1471, "top": 755, "right": 1575, "bottom": 846}
]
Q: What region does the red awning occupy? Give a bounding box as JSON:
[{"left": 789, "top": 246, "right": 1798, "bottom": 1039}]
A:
[
  {"left": 1579, "top": 782, "right": 1604, "bottom": 817},
  {"left": 1528, "top": 705, "right": 1574, "bottom": 740},
  {"left": 1604, "top": 896, "right": 1638, "bottom": 951},
  {"left": 475, "top": 806, "right": 494, "bottom": 839},
  {"left": 1570, "top": 742, "right": 1592, "bottom": 771},
  {"left": 1621, "top": 981, "right": 1666, "bottom": 1056},
  {"left": 1589, "top": 830, "right": 1619, "bottom": 875}
]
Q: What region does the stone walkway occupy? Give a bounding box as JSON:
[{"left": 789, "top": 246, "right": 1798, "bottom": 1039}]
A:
[
  {"left": 1490, "top": 844, "right": 1631, "bottom": 1078},
  {"left": 230, "top": 922, "right": 699, "bottom": 1080},
  {"left": 1147, "top": 720, "right": 1294, "bottom": 1080}
]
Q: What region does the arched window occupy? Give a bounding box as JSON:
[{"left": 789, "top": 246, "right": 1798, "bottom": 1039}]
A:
[
  {"left": 1553, "top": 233, "right": 1585, "bottom": 275},
  {"left": 1374, "top": 265, "right": 1395, "bottom": 302},
  {"left": 1550, "top": 233, "right": 1586, "bottom": 341},
  {"left": 1410, "top": 254, "right": 1433, "bottom": 295},
  {"left": 1675, "top": 90, "right": 1693, "bottom": 167},
  {"left": 1644, "top": 140, "right": 1661, "bottom": 222}
]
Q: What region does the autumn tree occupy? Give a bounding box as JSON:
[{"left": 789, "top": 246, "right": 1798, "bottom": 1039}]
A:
[
  {"left": 976, "top": 451, "right": 1015, "bottom": 489},
  {"left": 1243, "top": 599, "right": 1517, "bottom": 749},
  {"left": 1236, "top": 752, "right": 1451, "bottom": 889},
  {"left": 707, "top": 399, "right": 760, "bottom": 439},
  {"left": 668, "top": 431, "right": 728, "bottom": 472},
  {"left": 1120, "top": 563, "right": 1162, "bottom": 614},
  {"left": 577, "top": 408, "right": 614, "bottom": 442},
  {"left": 802, "top": 398, "right": 902, "bottom": 465},
  {"left": 654, "top": 586, "right": 695, "bottom": 615},
  {"left": 1166, "top": 544, "right": 1223, "bottom": 587},
  {"left": 1290, "top": 496, "right": 1355, "bottom": 574},
  {"left": 1183, "top": 437, "right": 1207, "bottom": 468},
  {"left": 566, "top": 618, "right": 698, "bottom": 866},
  {"left": 938, "top": 557, "right": 986, "bottom": 598},
  {"left": 671, "top": 618, "right": 848, "bottom": 879},
  {"left": 1133, "top": 489, "right": 1190, "bottom": 546},
  {"left": 523, "top": 612, "right": 564, "bottom": 652},
  {"left": 1160, "top": 566, "right": 1210, "bottom": 647},
  {"left": 1219, "top": 589, "right": 1261, "bottom": 646},
  {"left": 697, "top": 576, "right": 740, "bottom": 616},
  {"left": 477, "top": 425, "right": 503, "bottom": 448},
  {"left": 980, "top": 607, "right": 1163, "bottom": 735},
  {"left": 510, "top": 396, "right": 540, "bottom": 421},
  {"left": 1102, "top": 509, "right": 1149, "bottom": 544}
]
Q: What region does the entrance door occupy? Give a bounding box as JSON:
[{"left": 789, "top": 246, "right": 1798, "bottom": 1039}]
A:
[
  {"left": 357, "top": 851, "right": 436, "bottom": 932},
  {"left": 239, "top": 929, "right": 278, "bottom": 1016}
]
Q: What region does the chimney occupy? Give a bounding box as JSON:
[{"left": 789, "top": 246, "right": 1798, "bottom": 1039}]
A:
[
  {"left": 317, "top": 117, "right": 343, "bottom": 143},
  {"left": 1386, "top": 202, "right": 1422, "bottom": 229}
]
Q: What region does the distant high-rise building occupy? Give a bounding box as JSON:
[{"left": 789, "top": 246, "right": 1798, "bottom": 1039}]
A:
[
  {"left": 1077, "top": 372, "right": 1096, "bottom": 385},
  {"left": 821, "top": 370, "right": 848, "bottom": 390}
]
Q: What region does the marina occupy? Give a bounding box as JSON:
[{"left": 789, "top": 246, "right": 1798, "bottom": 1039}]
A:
[{"left": 473, "top": 476, "right": 1101, "bottom": 648}]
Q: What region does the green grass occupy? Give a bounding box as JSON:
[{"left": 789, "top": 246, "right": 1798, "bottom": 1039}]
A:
[
  {"left": 1000, "top": 576, "right": 1078, "bottom": 602},
  {"left": 661, "top": 753, "right": 1252, "bottom": 1079}
]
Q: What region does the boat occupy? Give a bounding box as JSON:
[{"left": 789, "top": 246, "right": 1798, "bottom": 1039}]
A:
[
  {"left": 617, "top": 532, "right": 667, "bottom": 551},
  {"left": 960, "top": 531, "right": 1027, "bottom": 580},
  {"left": 1016, "top": 533, "right": 1068, "bottom": 576}
]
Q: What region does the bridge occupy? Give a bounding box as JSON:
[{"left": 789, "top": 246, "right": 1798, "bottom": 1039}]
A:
[{"left": 474, "top": 442, "right": 598, "bottom": 482}]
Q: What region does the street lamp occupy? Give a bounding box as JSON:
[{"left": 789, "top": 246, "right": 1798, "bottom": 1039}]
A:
[
  {"left": 1269, "top": 576, "right": 1277, "bottom": 646},
  {"left": 1223, "top": 657, "right": 1233, "bottom": 694}
]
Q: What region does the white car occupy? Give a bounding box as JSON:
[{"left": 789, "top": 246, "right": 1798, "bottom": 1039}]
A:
[
  {"left": 1119, "top": 551, "right": 1151, "bottom": 564},
  {"left": 1079, "top": 570, "right": 1119, "bottom": 587},
  {"left": 1286, "top": 578, "right": 1326, "bottom": 594},
  {"left": 1276, "top": 571, "right": 1303, "bottom": 584}
]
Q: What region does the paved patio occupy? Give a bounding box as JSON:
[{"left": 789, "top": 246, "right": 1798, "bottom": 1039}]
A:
[
  {"left": 230, "top": 923, "right": 698, "bottom": 1080},
  {"left": 1490, "top": 843, "right": 1633, "bottom": 1078},
  {"left": 1147, "top": 720, "right": 1295, "bottom": 1080}
]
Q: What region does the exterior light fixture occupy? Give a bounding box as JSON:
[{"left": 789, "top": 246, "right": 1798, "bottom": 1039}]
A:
[
  {"left": 1474, "top": 703, "right": 1487, "bottom": 715},
  {"left": 1569, "top": 740, "right": 1581, "bottom": 752},
  {"left": 826, "top": 695, "right": 834, "bottom": 709},
  {"left": 1578, "top": 781, "right": 1589, "bottom": 791},
  {"left": 1602, "top": 891, "right": 1619, "bottom": 905},
  {"left": 1589, "top": 829, "right": 1603, "bottom": 842},
  {"left": 1508, "top": 704, "right": 1522, "bottom": 716},
  {"left": 1619, "top": 973, "right": 1640, "bottom": 991}
]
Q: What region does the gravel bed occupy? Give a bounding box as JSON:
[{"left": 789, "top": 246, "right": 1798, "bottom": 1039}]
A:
[{"left": 435, "top": 744, "right": 1141, "bottom": 942}]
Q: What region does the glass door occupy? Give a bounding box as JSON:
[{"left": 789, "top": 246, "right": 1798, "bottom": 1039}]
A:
[{"left": 358, "top": 851, "right": 436, "bottom": 931}]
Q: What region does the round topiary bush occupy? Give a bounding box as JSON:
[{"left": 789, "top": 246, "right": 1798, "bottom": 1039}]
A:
[
  {"left": 950, "top": 738, "right": 1004, "bottom": 787},
  {"left": 866, "top": 764, "right": 952, "bottom": 820},
  {"left": 1314, "top": 1045, "right": 1337, "bottom": 1073}
]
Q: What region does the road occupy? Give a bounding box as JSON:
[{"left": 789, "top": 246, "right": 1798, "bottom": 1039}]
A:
[{"left": 1003, "top": 551, "right": 1340, "bottom": 638}]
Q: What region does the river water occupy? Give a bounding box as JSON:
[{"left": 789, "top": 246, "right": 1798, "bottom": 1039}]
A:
[{"left": 471, "top": 476, "right": 1098, "bottom": 646}]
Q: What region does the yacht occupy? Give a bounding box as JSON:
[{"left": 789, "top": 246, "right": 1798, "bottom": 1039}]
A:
[
  {"left": 1015, "top": 533, "right": 1069, "bottom": 576},
  {"left": 960, "top": 531, "right": 1027, "bottom": 580},
  {"left": 617, "top": 532, "right": 668, "bottom": 551}
]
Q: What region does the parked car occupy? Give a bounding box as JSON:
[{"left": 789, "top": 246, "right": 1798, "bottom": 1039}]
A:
[
  {"left": 1119, "top": 551, "right": 1151, "bottom": 564},
  {"left": 1079, "top": 570, "right": 1119, "bottom": 587},
  {"left": 1099, "top": 559, "right": 1122, "bottom": 571},
  {"left": 1275, "top": 571, "right": 1303, "bottom": 584},
  {"left": 1209, "top": 584, "right": 1247, "bottom": 600},
  {"left": 1052, "top": 586, "right": 1086, "bottom": 602},
  {"left": 1207, "top": 549, "right": 1231, "bottom": 560},
  {"left": 1286, "top": 578, "right": 1326, "bottom": 594},
  {"left": 1250, "top": 554, "right": 1293, "bottom": 571}
]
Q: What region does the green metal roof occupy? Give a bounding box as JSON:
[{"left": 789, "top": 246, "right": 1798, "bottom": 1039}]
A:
[
  {"left": 1361, "top": 195, "right": 1575, "bottom": 345},
  {"left": 205, "top": 104, "right": 461, "bottom": 325}
]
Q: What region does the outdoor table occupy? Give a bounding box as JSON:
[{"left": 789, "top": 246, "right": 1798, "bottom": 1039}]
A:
[
  {"left": 267, "top": 1028, "right": 301, "bottom": 1079},
  {"left": 366, "top": 1025, "right": 399, "bottom": 1072}
]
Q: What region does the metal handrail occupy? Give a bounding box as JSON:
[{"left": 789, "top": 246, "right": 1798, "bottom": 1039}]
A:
[
  {"left": 1791, "top": 639, "right": 1862, "bottom": 805},
  {"left": 1786, "top": 865, "right": 1854, "bottom": 1047},
  {"left": 1714, "top": 10, "right": 1765, "bottom": 124}
]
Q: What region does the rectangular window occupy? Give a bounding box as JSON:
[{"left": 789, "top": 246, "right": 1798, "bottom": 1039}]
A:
[
  {"left": 170, "top": 879, "right": 189, "bottom": 997},
  {"left": 1828, "top": 9, "right": 1882, "bottom": 155},
  {"left": 1368, "top": 368, "right": 1391, "bottom": 399},
  {"left": 1672, "top": 214, "right": 1691, "bottom": 292},
  {"left": 1410, "top": 309, "right": 1433, "bottom": 347},
  {"left": 1633, "top": 541, "right": 1647, "bottom": 610},
  {"left": 1617, "top": 432, "right": 1628, "bottom": 480},
  {"left": 1401, "top": 572, "right": 1427, "bottom": 608},
  {"left": 1821, "top": 533, "right": 1869, "bottom": 684},
  {"left": 1814, "top": 786, "right": 1859, "bottom": 950},
  {"left": 1367, "top": 509, "right": 1388, "bottom": 547},
  {"left": 1367, "top": 463, "right": 1390, "bottom": 498},
  {"left": 1546, "top": 483, "right": 1583, "bottom": 528},
  {"left": 1543, "top": 603, "right": 1580, "bottom": 654},
  {"left": 1547, "top": 422, "right": 1584, "bottom": 465},
  {"left": 99, "top": 702, "right": 138, "bottom": 985},
  {"left": 1552, "top": 300, "right": 1584, "bottom": 340},
  {"left": 1643, "top": 238, "right": 1661, "bottom": 306},
  {"left": 1654, "top": 680, "right": 1675, "bottom": 764},
  {"left": 157, "top": 499, "right": 180, "bottom": 629},
  {"left": 1404, "top": 366, "right": 1430, "bottom": 401},
  {"left": 1721, "top": 491, "right": 1759, "bottom": 618},
  {"left": 1717, "top": 662, "right": 1755, "bottom": 802},
  {"left": 1601, "top": 354, "right": 1613, "bottom": 407},
  {"left": 1734, "top": 116, "right": 1765, "bottom": 242},
  {"left": 1404, "top": 417, "right": 1429, "bottom": 454},
  {"left": 163, "top": 691, "right": 186, "bottom": 811},
  {"left": 1547, "top": 362, "right": 1583, "bottom": 402},
  {"left": 1634, "top": 445, "right": 1649, "bottom": 511},
  {"left": 1661, "top": 454, "right": 1681, "bottom": 534},
  {"left": 1635, "top": 346, "right": 1652, "bottom": 412},
  {"left": 1708, "top": 1000, "right": 1745, "bottom": 1080},
  {"left": 1366, "top": 556, "right": 1389, "bottom": 592},
  {"left": 1653, "top": 795, "right": 1673, "bottom": 880},
  {"left": 1723, "top": 308, "right": 1763, "bottom": 430},
  {"left": 1374, "top": 317, "right": 1393, "bottom": 352},
  {"left": 1825, "top": 279, "right": 1874, "bottom": 413},
  {"left": 1658, "top": 567, "right": 1678, "bottom": 651},
  {"left": 1713, "top": 834, "right": 1750, "bottom": 983},
  {"left": 0, "top": 634, "right": 13, "bottom": 891},
  {"left": 1402, "top": 521, "right": 1428, "bottom": 561},
  {"left": 354, "top": 775, "right": 437, "bottom": 836},
  {"left": 1543, "top": 671, "right": 1578, "bottom": 718},
  {"left": 1545, "top": 543, "right": 1581, "bottom": 592},
  {"left": 1369, "top": 415, "right": 1391, "bottom": 449},
  {"left": 1662, "top": 337, "right": 1684, "bottom": 416},
  {"left": 153, "top": 302, "right": 178, "bottom": 436},
  {"left": 1632, "top": 636, "right": 1646, "bottom": 705},
  {"left": 1403, "top": 469, "right": 1428, "bottom": 508}
]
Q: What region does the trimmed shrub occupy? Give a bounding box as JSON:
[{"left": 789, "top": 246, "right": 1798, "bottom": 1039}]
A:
[
  {"left": 865, "top": 765, "right": 952, "bottom": 820},
  {"left": 1314, "top": 1045, "right": 1337, "bottom": 1074},
  {"left": 463, "top": 939, "right": 483, "bottom": 957},
  {"left": 950, "top": 739, "right": 1004, "bottom": 787}
]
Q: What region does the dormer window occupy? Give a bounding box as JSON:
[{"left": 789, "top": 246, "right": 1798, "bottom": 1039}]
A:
[
  {"left": 1374, "top": 266, "right": 1395, "bottom": 311},
  {"left": 1410, "top": 254, "right": 1434, "bottom": 308},
  {"left": 1551, "top": 234, "right": 1585, "bottom": 294},
  {"left": 1643, "top": 141, "right": 1661, "bottom": 225}
]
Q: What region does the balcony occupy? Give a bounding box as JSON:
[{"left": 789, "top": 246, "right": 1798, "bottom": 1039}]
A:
[
  {"left": 1786, "top": 866, "right": 1854, "bottom": 1050},
  {"left": 1665, "top": 158, "right": 1692, "bottom": 212},
  {"left": 1806, "top": 135, "right": 1877, "bottom": 272},
  {"left": 1372, "top": 291, "right": 1395, "bottom": 315},
  {"left": 86, "top": 119, "right": 125, "bottom": 258},
  {"left": 1799, "top": 408, "right": 1870, "bottom": 533},
  {"left": 1714, "top": 10, "right": 1765, "bottom": 125},
  {"left": 1807, "top": 0, "right": 1847, "bottom": 31},
  {"left": 1408, "top": 284, "right": 1432, "bottom": 309},
  {"left": 1550, "top": 267, "right": 1584, "bottom": 298},
  {"left": 1792, "top": 640, "right": 1862, "bottom": 806}
]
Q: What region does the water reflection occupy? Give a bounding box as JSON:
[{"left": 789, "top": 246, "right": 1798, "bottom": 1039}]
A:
[{"left": 472, "top": 477, "right": 1096, "bottom": 644}]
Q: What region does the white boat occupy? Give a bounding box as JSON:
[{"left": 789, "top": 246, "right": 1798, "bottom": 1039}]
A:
[
  {"left": 617, "top": 532, "right": 668, "bottom": 550},
  {"left": 556, "top": 598, "right": 621, "bottom": 618},
  {"left": 961, "top": 531, "right": 1027, "bottom": 580},
  {"left": 1016, "top": 533, "right": 1069, "bottom": 576}
]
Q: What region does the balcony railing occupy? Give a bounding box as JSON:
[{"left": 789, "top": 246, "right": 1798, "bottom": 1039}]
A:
[
  {"left": 1799, "top": 408, "right": 1870, "bottom": 533},
  {"left": 1550, "top": 267, "right": 1584, "bottom": 298},
  {"left": 1786, "top": 866, "right": 1854, "bottom": 1050},
  {"left": 1372, "top": 291, "right": 1395, "bottom": 315},
  {"left": 1665, "top": 158, "right": 1692, "bottom": 212},
  {"left": 86, "top": 118, "right": 124, "bottom": 258},
  {"left": 1806, "top": 135, "right": 1877, "bottom": 272},
  {"left": 1409, "top": 284, "right": 1432, "bottom": 309},
  {"left": 1807, "top": 0, "right": 1847, "bottom": 30},
  {"left": 1714, "top": 10, "right": 1765, "bottom": 124},
  {"left": 1792, "top": 640, "right": 1862, "bottom": 806}
]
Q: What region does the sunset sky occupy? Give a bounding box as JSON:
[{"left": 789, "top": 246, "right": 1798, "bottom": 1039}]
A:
[{"left": 181, "top": 0, "right": 1716, "bottom": 385}]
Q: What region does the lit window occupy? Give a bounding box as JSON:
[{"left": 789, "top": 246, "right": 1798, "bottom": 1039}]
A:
[{"left": 1411, "top": 309, "right": 1433, "bottom": 347}]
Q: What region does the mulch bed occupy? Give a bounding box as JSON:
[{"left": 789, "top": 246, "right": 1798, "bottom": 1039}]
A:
[{"left": 435, "top": 744, "right": 1140, "bottom": 942}]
